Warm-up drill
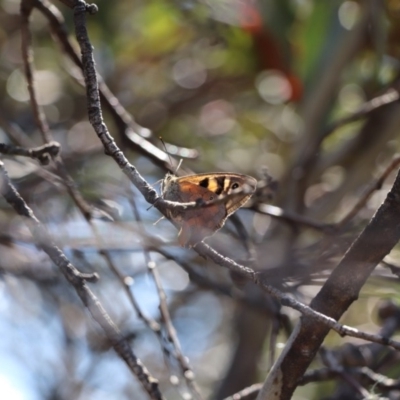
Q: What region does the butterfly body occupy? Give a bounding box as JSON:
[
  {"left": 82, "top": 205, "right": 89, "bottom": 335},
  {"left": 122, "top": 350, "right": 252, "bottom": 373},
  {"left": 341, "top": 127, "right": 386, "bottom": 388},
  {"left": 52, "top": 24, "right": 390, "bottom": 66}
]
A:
[{"left": 162, "top": 172, "right": 257, "bottom": 247}]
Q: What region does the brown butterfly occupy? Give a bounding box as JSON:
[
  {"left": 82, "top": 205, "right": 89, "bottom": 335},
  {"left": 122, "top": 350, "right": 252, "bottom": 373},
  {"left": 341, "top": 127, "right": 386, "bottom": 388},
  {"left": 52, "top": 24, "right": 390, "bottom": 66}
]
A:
[{"left": 161, "top": 172, "right": 257, "bottom": 247}]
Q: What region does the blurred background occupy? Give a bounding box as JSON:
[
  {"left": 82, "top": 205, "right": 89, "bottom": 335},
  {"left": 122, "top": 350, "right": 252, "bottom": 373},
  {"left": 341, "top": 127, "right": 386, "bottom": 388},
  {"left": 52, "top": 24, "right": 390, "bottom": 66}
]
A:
[{"left": 1, "top": 0, "right": 400, "bottom": 399}]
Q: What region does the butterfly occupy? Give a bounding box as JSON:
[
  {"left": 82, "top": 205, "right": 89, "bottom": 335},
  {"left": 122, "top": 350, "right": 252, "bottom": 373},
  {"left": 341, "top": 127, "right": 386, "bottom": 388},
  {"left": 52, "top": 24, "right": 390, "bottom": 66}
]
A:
[{"left": 161, "top": 172, "right": 257, "bottom": 247}]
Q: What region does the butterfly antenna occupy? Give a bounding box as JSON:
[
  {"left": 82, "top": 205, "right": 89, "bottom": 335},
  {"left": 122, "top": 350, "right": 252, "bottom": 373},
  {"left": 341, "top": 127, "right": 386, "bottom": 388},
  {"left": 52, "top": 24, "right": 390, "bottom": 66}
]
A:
[
  {"left": 175, "top": 158, "right": 183, "bottom": 174},
  {"left": 159, "top": 137, "right": 175, "bottom": 172},
  {"left": 159, "top": 137, "right": 183, "bottom": 174}
]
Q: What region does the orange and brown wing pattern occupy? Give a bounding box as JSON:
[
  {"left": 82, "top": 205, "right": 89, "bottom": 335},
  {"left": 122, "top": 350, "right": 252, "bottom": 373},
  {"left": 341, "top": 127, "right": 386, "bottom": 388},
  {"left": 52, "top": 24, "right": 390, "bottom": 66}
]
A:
[{"left": 162, "top": 172, "right": 257, "bottom": 247}]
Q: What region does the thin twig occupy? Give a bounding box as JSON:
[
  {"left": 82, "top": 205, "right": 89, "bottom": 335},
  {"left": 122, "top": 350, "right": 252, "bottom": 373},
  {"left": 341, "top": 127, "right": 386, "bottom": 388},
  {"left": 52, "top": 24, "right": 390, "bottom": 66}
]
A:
[
  {"left": 102, "top": 251, "right": 161, "bottom": 331},
  {"left": 20, "top": 0, "right": 51, "bottom": 142},
  {"left": 324, "top": 88, "right": 400, "bottom": 139},
  {"left": 20, "top": 0, "right": 94, "bottom": 219},
  {"left": 128, "top": 194, "right": 203, "bottom": 400},
  {"left": 337, "top": 154, "right": 400, "bottom": 229},
  {"left": 34, "top": 0, "right": 183, "bottom": 170},
  {"left": 255, "top": 203, "right": 334, "bottom": 232},
  {"left": 299, "top": 366, "right": 400, "bottom": 388},
  {"left": 0, "top": 142, "right": 60, "bottom": 165},
  {"left": 223, "top": 383, "right": 262, "bottom": 400},
  {"left": 154, "top": 247, "right": 282, "bottom": 314},
  {"left": 93, "top": 218, "right": 196, "bottom": 394},
  {"left": 72, "top": 0, "right": 158, "bottom": 199},
  {"left": 0, "top": 160, "right": 164, "bottom": 400},
  {"left": 320, "top": 347, "right": 370, "bottom": 398},
  {"left": 195, "top": 242, "right": 400, "bottom": 352},
  {"left": 257, "top": 155, "right": 400, "bottom": 235}
]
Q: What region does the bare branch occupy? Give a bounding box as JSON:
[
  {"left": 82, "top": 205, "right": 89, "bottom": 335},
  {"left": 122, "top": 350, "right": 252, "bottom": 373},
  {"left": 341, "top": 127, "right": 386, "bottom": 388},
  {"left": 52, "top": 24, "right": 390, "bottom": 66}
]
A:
[
  {"left": 337, "top": 154, "right": 400, "bottom": 228},
  {"left": 324, "top": 88, "right": 400, "bottom": 139},
  {"left": 128, "top": 195, "right": 203, "bottom": 400},
  {"left": 35, "top": 0, "right": 178, "bottom": 170},
  {"left": 0, "top": 160, "right": 165, "bottom": 400},
  {"left": 256, "top": 167, "right": 400, "bottom": 400},
  {"left": 223, "top": 384, "right": 262, "bottom": 400},
  {"left": 20, "top": 0, "right": 95, "bottom": 220},
  {"left": 20, "top": 0, "right": 51, "bottom": 142},
  {"left": 0, "top": 141, "right": 60, "bottom": 165}
]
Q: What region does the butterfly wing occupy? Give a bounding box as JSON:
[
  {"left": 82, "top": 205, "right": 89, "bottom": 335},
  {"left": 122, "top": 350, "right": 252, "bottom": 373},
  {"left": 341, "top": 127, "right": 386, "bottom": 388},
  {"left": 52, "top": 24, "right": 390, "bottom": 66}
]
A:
[
  {"left": 164, "top": 179, "right": 226, "bottom": 246},
  {"left": 163, "top": 173, "right": 257, "bottom": 247},
  {"left": 182, "top": 172, "right": 257, "bottom": 218}
]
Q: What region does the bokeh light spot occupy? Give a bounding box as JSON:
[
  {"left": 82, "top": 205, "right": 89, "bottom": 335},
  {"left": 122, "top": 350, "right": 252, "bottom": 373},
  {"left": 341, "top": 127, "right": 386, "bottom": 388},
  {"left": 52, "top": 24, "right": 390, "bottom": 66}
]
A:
[
  {"left": 34, "top": 70, "right": 62, "bottom": 105},
  {"left": 338, "top": 84, "right": 365, "bottom": 112},
  {"left": 321, "top": 166, "right": 346, "bottom": 192},
  {"left": 256, "top": 70, "right": 292, "bottom": 104},
  {"left": 338, "top": 1, "right": 360, "bottom": 30},
  {"left": 6, "top": 69, "right": 62, "bottom": 105},
  {"left": 199, "top": 100, "right": 236, "bottom": 136},
  {"left": 67, "top": 121, "right": 98, "bottom": 153},
  {"left": 6, "top": 70, "right": 29, "bottom": 102},
  {"left": 172, "top": 58, "right": 207, "bottom": 89}
]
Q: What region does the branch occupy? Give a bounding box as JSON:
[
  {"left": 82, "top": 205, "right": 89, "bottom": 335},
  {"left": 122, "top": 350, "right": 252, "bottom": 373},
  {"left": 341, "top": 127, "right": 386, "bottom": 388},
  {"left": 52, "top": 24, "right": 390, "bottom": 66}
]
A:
[
  {"left": 337, "top": 154, "right": 400, "bottom": 228},
  {"left": 0, "top": 141, "right": 60, "bottom": 165},
  {"left": 20, "top": 0, "right": 96, "bottom": 220},
  {"left": 20, "top": 0, "right": 51, "bottom": 142},
  {"left": 0, "top": 160, "right": 164, "bottom": 400},
  {"left": 34, "top": 0, "right": 178, "bottom": 170},
  {"left": 255, "top": 203, "right": 333, "bottom": 232},
  {"left": 72, "top": 0, "right": 159, "bottom": 198},
  {"left": 223, "top": 384, "right": 262, "bottom": 400},
  {"left": 323, "top": 88, "right": 400, "bottom": 139},
  {"left": 256, "top": 167, "right": 400, "bottom": 400},
  {"left": 128, "top": 195, "right": 203, "bottom": 400}
]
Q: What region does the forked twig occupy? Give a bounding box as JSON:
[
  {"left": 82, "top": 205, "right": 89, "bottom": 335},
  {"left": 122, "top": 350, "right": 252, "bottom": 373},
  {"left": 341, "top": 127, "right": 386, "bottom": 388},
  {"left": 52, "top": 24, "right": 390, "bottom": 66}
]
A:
[{"left": 0, "top": 141, "right": 60, "bottom": 165}]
